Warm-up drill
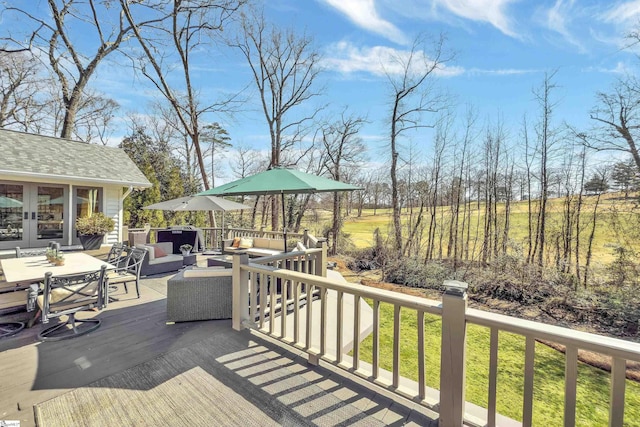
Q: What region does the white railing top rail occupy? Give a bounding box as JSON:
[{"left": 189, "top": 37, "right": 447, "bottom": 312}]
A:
[
  {"left": 467, "top": 308, "right": 640, "bottom": 362},
  {"left": 240, "top": 262, "right": 443, "bottom": 315}
]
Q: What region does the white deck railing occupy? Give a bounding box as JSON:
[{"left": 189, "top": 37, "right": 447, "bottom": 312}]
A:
[{"left": 230, "top": 252, "right": 640, "bottom": 427}]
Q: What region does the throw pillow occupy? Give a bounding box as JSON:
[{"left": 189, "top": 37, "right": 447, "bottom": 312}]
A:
[
  {"left": 152, "top": 244, "right": 168, "bottom": 258},
  {"left": 238, "top": 237, "right": 254, "bottom": 249},
  {"left": 231, "top": 237, "right": 242, "bottom": 248}
]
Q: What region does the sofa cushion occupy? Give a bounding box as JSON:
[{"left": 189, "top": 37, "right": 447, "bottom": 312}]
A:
[
  {"left": 152, "top": 244, "right": 168, "bottom": 258},
  {"left": 148, "top": 254, "right": 182, "bottom": 265},
  {"left": 253, "top": 237, "right": 269, "bottom": 248},
  {"left": 136, "top": 243, "right": 154, "bottom": 261},
  {"left": 247, "top": 248, "right": 282, "bottom": 257},
  {"left": 183, "top": 267, "right": 232, "bottom": 278},
  {"left": 238, "top": 237, "right": 254, "bottom": 249},
  {"left": 268, "top": 239, "right": 285, "bottom": 251}
]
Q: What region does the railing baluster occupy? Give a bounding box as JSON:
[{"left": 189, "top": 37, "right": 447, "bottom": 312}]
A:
[
  {"left": 372, "top": 299, "right": 380, "bottom": 379},
  {"left": 259, "top": 272, "right": 266, "bottom": 329},
  {"left": 488, "top": 327, "right": 499, "bottom": 427},
  {"left": 393, "top": 304, "right": 401, "bottom": 388},
  {"left": 418, "top": 310, "right": 425, "bottom": 400},
  {"left": 610, "top": 357, "right": 626, "bottom": 427},
  {"left": 320, "top": 287, "right": 327, "bottom": 357},
  {"left": 353, "top": 294, "right": 361, "bottom": 371},
  {"left": 305, "top": 284, "right": 314, "bottom": 350},
  {"left": 564, "top": 345, "right": 578, "bottom": 427},
  {"left": 293, "top": 280, "right": 300, "bottom": 344},
  {"left": 523, "top": 336, "right": 535, "bottom": 427},
  {"left": 250, "top": 272, "right": 257, "bottom": 322},
  {"left": 269, "top": 274, "right": 276, "bottom": 334},
  {"left": 280, "top": 278, "right": 288, "bottom": 339},
  {"left": 336, "top": 290, "right": 344, "bottom": 364}
]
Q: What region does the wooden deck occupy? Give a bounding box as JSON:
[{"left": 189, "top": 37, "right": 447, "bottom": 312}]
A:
[{"left": 0, "top": 268, "right": 438, "bottom": 426}]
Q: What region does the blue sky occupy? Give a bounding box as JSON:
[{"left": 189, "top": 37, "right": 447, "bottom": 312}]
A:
[
  {"left": 205, "top": 0, "right": 636, "bottom": 155},
  {"left": 6, "top": 1, "right": 639, "bottom": 174}
]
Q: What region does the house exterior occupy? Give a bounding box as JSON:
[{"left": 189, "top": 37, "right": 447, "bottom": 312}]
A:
[{"left": 0, "top": 129, "right": 151, "bottom": 250}]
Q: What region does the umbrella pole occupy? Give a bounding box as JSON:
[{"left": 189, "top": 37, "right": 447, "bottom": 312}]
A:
[{"left": 281, "top": 192, "right": 287, "bottom": 251}]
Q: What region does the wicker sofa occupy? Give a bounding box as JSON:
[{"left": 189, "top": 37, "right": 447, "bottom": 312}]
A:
[
  {"left": 135, "top": 242, "right": 184, "bottom": 276},
  {"left": 222, "top": 236, "right": 285, "bottom": 257},
  {"left": 166, "top": 267, "right": 232, "bottom": 322}
]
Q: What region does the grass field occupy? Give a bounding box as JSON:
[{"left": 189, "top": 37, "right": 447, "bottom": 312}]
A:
[
  {"left": 357, "top": 302, "right": 640, "bottom": 426},
  {"left": 305, "top": 193, "right": 640, "bottom": 267}
]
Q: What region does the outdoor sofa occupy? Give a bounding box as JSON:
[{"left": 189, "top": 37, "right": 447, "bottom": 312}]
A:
[
  {"left": 166, "top": 267, "right": 232, "bottom": 322},
  {"left": 135, "top": 242, "right": 184, "bottom": 276},
  {"left": 222, "top": 236, "right": 285, "bottom": 257}
]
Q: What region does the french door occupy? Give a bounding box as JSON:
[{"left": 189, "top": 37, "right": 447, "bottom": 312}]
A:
[{"left": 0, "top": 182, "right": 67, "bottom": 250}]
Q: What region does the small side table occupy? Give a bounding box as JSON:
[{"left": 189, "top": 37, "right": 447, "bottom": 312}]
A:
[
  {"left": 182, "top": 253, "right": 197, "bottom": 266},
  {"left": 207, "top": 255, "right": 233, "bottom": 268}
]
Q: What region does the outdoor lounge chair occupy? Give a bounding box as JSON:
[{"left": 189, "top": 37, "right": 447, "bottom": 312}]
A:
[{"left": 37, "top": 265, "right": 107, "bottom": 341}]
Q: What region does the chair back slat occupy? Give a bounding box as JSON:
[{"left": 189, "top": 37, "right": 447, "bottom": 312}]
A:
[{"left": 41, "top": 265, "right": 107, "bottom": 324}]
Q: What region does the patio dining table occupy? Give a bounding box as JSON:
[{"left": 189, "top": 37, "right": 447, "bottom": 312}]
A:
[
  {"left": 0, "top": 252, "right": 115, "bottom": 318},
  {"left": 1, "top": 252, "right": 114, "bottom": 286}
]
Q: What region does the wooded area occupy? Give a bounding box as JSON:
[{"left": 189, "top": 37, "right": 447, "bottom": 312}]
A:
[{"left": 1, "top": 0, "right": 640, "bottom": 294}]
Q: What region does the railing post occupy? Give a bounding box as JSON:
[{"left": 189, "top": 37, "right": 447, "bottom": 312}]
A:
[
  {"left": 315, "top": 238, "right": 327, "bottom": 277},
  {"left": 439, "top": 280, "right": 468, "bottom": 427},
  {"left": 232, "top": 253, "right": 250, "bottom": 331},
  {"left": 303, "top": 229, "right": 309, "bottom": 247}
]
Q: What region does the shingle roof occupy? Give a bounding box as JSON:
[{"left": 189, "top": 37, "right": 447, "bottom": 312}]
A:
[{"left": 0, "top": 129, "right": 151, "bottom": 188}]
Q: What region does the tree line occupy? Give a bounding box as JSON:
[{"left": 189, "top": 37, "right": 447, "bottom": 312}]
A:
[{"left": 1, "top": 1, "right": 640, "bottom": 288}]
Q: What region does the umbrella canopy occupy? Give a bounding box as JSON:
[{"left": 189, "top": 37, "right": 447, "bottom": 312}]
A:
[
  {"left": 197, "top": 167, "right": 361, "bottom": 197},
  {"left": 143, "top": 195, "right": 251, "bottom": 212},
  {"left": 197, "top": 167, "right": 362, "bottom": 249},
  {"left": 0, "top": 196, "right": 23, "bottom": 209}
]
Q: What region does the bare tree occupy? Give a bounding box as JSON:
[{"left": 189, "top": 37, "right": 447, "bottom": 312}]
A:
[
  {"left": 386, "top": 34, "right": 452, "bottom": 253},
  {"left": 233, "top": 9, "right": 323, "bottom": 231},
  {"left": 0, "top": 51, "right": 47, "bottom": 129},
  {"left": 583, "top": 168, "right": 609, "bottom": 288},
  {"left": 321, "top": 110, "right": 366, "bottom": 254},
  {"left": 588, "top": 77, "right": 640, "bottom": 172},
  {"left": 119, "top": 0, "right": 244, "bottom": 191},
  {"left": 531, "top": 71, "right": 560, "bottom": 267},
  {"left": 1, "top": 0, "right": 133, "bottom": 140}
]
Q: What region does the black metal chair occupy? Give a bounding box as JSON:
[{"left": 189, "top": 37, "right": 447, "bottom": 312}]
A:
[
  {"left": 15, "top": 241, "right": 60, "bottom": 258},
  {"left": 105, "top": 242, "right": 126, "bottom": 266},
  {"left": 0, "top": 322, "right": 24, "bottom": 339},
  {"left": 37, "top": 265, "right": 107, "bottom": 341},
  {"left": 106, "top": 247, "right": 147, "bottom": 299}
]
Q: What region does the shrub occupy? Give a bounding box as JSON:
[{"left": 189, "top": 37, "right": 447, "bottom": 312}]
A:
[
  {"left": 383, "top": 257, "right": 451, "bottom": 290},
  {"left": 75, "top": 212, "right": 115, "bottom": 235}
]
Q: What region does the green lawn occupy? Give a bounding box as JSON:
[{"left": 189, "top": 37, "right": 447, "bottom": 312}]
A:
[
  {"left": 357, "top": 302, "right": 640, "bottom": 426},
  {"left": 332, "top": 195, "right": 640, "bottom": 265}
]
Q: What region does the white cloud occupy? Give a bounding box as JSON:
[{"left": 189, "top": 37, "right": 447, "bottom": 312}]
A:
[
  {"left": 431, "top": 0, "right": 519, "bottom": 38},
  {"left": 466, "top": 68, "right": 539, "bottom": 76},
  {"left": 601, "top": 0, "right": 640, "bottom": 24},
  {"left": 318, "top": 0, "right": 408, "bottom": 44},
  {"left": 543, "top": 0, "right": 586, "bottom": 52},
  {"left": 584, "top": 62, "right": 631, "bottom": 74},
  {"left": 322, "top": 41, "right": 464, "bottom": 77}
]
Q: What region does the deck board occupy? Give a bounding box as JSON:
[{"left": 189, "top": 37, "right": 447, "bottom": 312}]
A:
[{"left": 0, "top": 271, "right": 438, "bottom": 427}]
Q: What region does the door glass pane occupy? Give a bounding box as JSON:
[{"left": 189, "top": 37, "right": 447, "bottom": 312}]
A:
[
  {"left": 0, "top": 184, "right": 24, "bottom": 242},
  {"left": 37, "top": 187, "right": 64, "bottom": 240}
]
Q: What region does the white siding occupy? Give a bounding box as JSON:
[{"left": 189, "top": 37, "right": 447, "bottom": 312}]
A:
[{"left": 104, "top": 185, "right": 123, "bottom": 245}]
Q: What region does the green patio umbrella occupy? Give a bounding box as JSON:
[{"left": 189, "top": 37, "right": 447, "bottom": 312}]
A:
[{"left": 197, "top": 167, "right": 362, "bottom": 249}]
